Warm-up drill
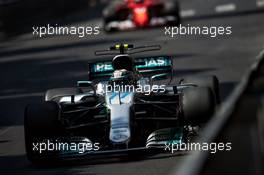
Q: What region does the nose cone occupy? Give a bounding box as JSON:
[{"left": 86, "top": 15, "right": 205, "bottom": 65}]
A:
[
  {"left": 106, "top": 92, "right": 134, "bottom": 144},
  {"left": 110, "top": 127, "right": 131, "bottom": 143}
]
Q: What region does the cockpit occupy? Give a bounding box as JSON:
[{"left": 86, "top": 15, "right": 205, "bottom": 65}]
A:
[
  {"left": 112, "top": 54, "right": 134, "bottom": 71},
  {"left": 109, "top": 55, "right": 137, "bottom": 90}
]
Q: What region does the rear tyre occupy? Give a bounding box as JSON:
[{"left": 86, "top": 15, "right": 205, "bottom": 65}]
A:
[
  {"left": 163, "top": 0, "right": 181, "bottom": 25},
  {"left": 182, "top": 87, "right": 215, "bottom": 125},
  {"left": 103, "top": 24, "right": 118, "bottom": 33},
  {"left": 103, "top": 1, "right": 124, "bottom": 22},
  {"left": 181, "top": 75, "right": 220, "bottom": 104},
  {"left": 103, "top": 2, "right": 125, "bottom": 33},
  {"left": 24, "top": 101, "right": 62, "bottom": 163}
]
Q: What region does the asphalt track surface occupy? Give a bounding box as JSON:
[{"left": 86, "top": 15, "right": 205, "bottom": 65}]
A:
[{"left": 0, "top": 1, "right": 264, "bottom": 175}]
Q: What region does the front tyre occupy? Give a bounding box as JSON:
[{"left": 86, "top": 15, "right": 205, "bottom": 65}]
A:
[
  {"left": 24, "top": 101, "right": 62, "bottom": 163},
  {"left": 182, "top": 87, "right": 215, "bottom": 126}
]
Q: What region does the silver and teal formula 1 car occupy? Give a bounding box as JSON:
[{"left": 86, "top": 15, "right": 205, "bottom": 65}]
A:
[{"left": 24, "top": 44, "right": 220, "bottom": 163}]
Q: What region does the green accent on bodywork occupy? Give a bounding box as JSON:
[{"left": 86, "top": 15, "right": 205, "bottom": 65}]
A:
[
  {"left": 91, "top": 62, "right": 113, "bottom": 73},
  {"left": 166, "top": 127, "right": 184, "bottom": 144},
  {"left": 136, "top": 56, "right": 172, "bottom": 69},
  {"left": 99, "top": 108, "right": 107, "bottom": 115}
]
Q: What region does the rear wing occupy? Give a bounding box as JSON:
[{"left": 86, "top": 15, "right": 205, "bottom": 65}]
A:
[{"left": 88, "top": 56, "right": 173, "bottom": 80}]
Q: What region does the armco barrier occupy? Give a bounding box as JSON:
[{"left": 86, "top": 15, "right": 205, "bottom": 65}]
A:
[{"left": 173, "top": 49, "right": 264, "bottom": 175}]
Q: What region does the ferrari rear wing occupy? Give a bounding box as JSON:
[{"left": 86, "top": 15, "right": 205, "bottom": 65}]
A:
[{"left": 88, "top": 55, "right": 173, "bottom": 80}]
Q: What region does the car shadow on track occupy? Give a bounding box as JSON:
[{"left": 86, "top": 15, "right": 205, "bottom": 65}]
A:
[
  {"left": 41, "top": 152, "right": 186, "bottom": 167},
  {"left": 0, "top": 38, "right": 136, "bottom": 58},
  {"left": 0, "top": 151, "right": 187, "bottom": 174}
]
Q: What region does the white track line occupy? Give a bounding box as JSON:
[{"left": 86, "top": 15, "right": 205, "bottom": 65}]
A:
[
  {"left": 180, "top": 9, "right": 196, "bottom": 17},
  {"left": 257, "top": 0, "right": 264, "bottom": 7},
  {"left": 215, "top": 3, "right": 236, "bottom": 13},
  {"left": 0, "top": 127, "right": 13, "bottom": 136},
  {"left": 154, "top": 36, "right": 173, "bottom": 41}
]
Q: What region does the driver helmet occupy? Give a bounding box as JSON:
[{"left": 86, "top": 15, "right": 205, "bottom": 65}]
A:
[{"left": 111, "top": 69, "right": 134, "bottom": 80}]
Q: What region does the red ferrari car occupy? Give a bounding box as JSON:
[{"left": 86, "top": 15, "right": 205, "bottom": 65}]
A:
[{"left": 103, "top": 0, "right": 181, "bottom": 32}]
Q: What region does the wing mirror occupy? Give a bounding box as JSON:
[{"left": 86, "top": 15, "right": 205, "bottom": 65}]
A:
[
  {"left": 77, "top": 81, "right": 93, "bottom": 87},
  {"left": 77, "top": 81, "right": 96, "bottom": 94}
]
